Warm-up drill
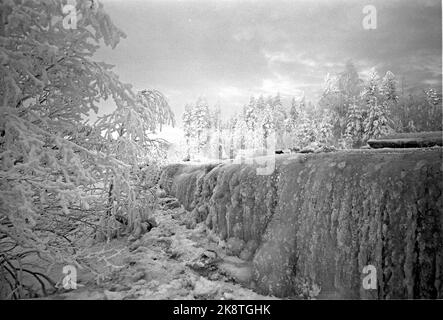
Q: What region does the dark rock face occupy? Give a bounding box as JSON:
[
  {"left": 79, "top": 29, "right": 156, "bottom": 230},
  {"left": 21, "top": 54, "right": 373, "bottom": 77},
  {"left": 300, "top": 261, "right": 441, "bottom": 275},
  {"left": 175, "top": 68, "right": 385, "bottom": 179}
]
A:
[
  {"left": 159, "top": 149, "right": 443, "bottom": 299},
  {"left": 368, "top": 131, "right": 442, "bottom": 149}
]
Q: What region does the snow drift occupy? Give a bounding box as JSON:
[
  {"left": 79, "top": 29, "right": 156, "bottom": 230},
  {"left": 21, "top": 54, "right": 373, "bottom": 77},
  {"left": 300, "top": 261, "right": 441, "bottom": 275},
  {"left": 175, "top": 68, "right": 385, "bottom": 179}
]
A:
[{"left": 159, "top": 149, "right": 443, "bottom": 299}]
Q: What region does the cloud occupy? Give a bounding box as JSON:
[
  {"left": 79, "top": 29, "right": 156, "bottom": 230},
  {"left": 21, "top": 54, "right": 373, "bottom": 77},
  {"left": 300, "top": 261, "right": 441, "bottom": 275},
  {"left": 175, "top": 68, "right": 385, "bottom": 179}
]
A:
[
  {"left": 408, "top": 51, "right": 442, "bottom": 78},
  {"left": 233, "top": 29, "right": 254, "bottom": 42},
  {"left": 217, "top": 86, "right": 244, "bottom": 99},
  {"left": 263, "top": 50, "right": 295, "bottom": 64},
  {"left": 263, "top": 49, "right": 348, "bottom": 73},
  {"left": 293, "top": 54, "right": 318, "bottom": 69},
  {"left": 258, "top": 72, "right": 314, "bottom": 97},
  {"left": 422, "top": 79, "right": 441, "bottom": 85}
]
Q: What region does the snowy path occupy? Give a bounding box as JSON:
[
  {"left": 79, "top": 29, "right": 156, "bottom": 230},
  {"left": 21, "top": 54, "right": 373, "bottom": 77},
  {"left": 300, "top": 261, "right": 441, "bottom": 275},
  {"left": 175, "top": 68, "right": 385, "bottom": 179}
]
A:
[{"left": 47, "top": 201, "right": 277, "bottom": 300}]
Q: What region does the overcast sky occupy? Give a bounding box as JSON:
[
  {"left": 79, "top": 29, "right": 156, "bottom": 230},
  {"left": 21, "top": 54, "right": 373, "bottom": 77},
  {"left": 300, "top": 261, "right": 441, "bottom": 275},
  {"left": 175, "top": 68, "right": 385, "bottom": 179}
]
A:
[{"left": 95, "top": 0, "right": 442, "bottom": 121}]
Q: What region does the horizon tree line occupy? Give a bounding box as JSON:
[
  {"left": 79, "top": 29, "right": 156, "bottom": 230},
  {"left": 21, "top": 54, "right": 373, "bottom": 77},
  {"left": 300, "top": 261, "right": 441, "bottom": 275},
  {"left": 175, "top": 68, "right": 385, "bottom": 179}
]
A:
[{"left": 182, "top": 62, "right": 442, "bottom": 160}]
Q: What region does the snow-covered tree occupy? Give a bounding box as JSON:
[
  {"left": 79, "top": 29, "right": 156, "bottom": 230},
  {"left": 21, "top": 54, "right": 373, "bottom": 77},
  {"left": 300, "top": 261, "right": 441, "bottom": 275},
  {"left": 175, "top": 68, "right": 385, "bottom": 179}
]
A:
[
  {"left": 260, "top": 102, "right": 275, "bottom": 149},
  {"left": 422, "top": 88, "right": 442, "bottom": 130},
  {"left": 193, "top": 98, "right": 211, "bottom": 153},
  {"left": 361, "top": 71, "right": 392, "bottom": 141},
  {"left": 362, "top": 70, "right": 380, "bottom": 103},
  {"left": 244, "top": 97, "right": 259, "bottom": 131},
  {"left": 345, "top": 102, "right": 364, "bottom": 147},
  {"left": 319, "top": 61, "right": 363, "bottom": 140},
  {"left": 182, "top": 104, "right": 193, "bottom": 160},
  {"left": 256, "top": 95, "right": 266, "bottom": 111},
  {"left": 363, "top": 99, "right": 392, "bottom": 140},
  {"left": 232, "top": 111, "right": 248, "bottom": 152},
  {"left": 287, "top": 97, "right": 299, "bottom": 130},
  {"left": 96, "top": 89, "right": 174, "bottom": 165},
  {"left": 391, "top": 89, "right": 442, "bottom": 133},
  {"left": 181, "top": 97, "right": 211, "bottom": 158},
  {"left": 269, "top": 93, "right": 287, "bottom": 146},
  {"left": 0, "top": 0, "right": 174, "bottom": 298},
  {"left": 322, "top": 73, "right": 340, "bottom": 96},
  {"left": 207, "top": 103, "right": 223, "bottom": 160},
  {"left": 293, "top": 105, "right": 316, "bottom": 148},
  {"left": 380, "top": 71, "right": 398, "bottom": 103},
  {"left": 338, "top": 61, "right": 361, "bottom": 98},
  {"left": 314, "top": 111, "right": 334, "bottom": 146},
  {"left": 424, "top": 88, "right": 440, "bottom": 106},
  {"left": 227, "top": 114, "right": 238, "bottom": 159},
  {"left": 282, "top": 97, "right": 299, "bottom": 148}
]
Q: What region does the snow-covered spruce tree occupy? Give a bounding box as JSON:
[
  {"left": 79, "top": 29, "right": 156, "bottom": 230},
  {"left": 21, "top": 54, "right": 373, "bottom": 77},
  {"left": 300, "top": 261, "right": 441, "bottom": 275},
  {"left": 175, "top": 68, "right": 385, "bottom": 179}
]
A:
[
  {"left": 424, "top": 88, "right": 440, "bottom": 106},
  {"left": 231, "top": 111, "right": 247, "bottom": 154},
  {"left": 194, "top": 98, "right": 211, "bottom": 154},
  {"left": 363, "top": 100, "right": 392, "bottom": 141},
  {"left": 288, "top": 97, "right": 299, "bottom": 128},
  {"left": 183, "top": 97, "right": 211, "bottom": 157},
  {"left": 319, "top": 61, "right": 362, "bottom": 141},
  {"left": 296, "top": 118, "right": 316, "bottom": 148},
  {"left": 345, "top": 102, "right": 364, "bottom": 148},
  {"left": 313, "top": 110, "right": 334, "bottom": 147},
  {"left": 361, "top": 70, "right": 380, "bottom": 104},
  {"left": 268, "top": 93, "right": 287, "bottom": 147},
  {"left": 380, "top": 71, "right": 398, "bottom": 103},
  {"left": 208, "top": 103, "right": 223, "bottom": 160},
  {"left": 244, "top": 96, "right": 259, "bottom": 132},
  {"left": 260, "top": 102, "right": 275, "bottom": 149},
  {"left": 282, "top": 97, "right": 299, "bottom": 148},
  {"left": 379, "top": 71, "right": 400, "bottom": 132},
  {"left": 235, "top": 97, "right": 256, "bottom": 153},
  {"left": 422, "top": 88, "right": 442, "bottom": 131},
  {"left": 226, "top": 114, "right": 238, "bottom": 159},
  {"left": 255, "top": 95, "right": 266, "bottom": 111},
  {"left": 229, "top": 94, "right": 286, "bottom": 154},
  {"left": 286, "top": 96, "right": 315, "bottom": 148},
  {"left": 392, "top": 89, "right": 442, "bottom": 133},
  {"left": 0, "top": 0, "right": 173, "bottom": 298},
  {"left": 242, "top": 96, "right": 265, "bottom": 152},
  {"left": 362, "top": 71, "right": 392, "bottom": 141},
  {"left": 182, "top": 103, "right": 193, "bottom": 160}
]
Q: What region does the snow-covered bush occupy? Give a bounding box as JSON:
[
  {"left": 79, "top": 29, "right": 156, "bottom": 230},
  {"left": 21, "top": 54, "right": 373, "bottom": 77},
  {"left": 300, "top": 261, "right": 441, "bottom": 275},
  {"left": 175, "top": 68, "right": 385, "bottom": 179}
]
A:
[
  {"left": 361, "top": 71, "right": 393, "bottom": 141},
  {"left": 345, "top": 103, "right": 364, "bottom": 148}
]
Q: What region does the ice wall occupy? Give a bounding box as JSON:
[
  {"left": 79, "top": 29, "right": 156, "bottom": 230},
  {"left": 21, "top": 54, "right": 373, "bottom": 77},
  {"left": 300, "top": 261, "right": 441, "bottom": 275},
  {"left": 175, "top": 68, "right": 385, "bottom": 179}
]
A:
[{"left": 159, "top": 149, "right": 443, "bottom": 298}]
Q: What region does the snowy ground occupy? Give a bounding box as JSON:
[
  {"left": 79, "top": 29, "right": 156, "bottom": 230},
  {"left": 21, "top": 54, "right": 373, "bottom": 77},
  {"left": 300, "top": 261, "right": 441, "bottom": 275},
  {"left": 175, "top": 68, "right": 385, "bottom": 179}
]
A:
[{"left": 45, "top": 199, "right": 278, "bottom": 300}]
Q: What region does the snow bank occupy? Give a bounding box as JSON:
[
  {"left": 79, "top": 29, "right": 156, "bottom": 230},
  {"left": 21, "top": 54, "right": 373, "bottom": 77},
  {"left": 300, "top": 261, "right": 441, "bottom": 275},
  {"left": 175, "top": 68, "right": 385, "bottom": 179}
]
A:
[{"left": 159, "top": 149, "right": 443, "bottom": 298}]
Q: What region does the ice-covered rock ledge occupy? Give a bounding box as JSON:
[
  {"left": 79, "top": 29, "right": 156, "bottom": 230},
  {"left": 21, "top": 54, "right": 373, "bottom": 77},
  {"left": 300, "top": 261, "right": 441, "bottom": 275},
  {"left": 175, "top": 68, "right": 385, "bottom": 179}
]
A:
[{"left": 159, "top": 148, "right": 443, "bottom": 299}]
